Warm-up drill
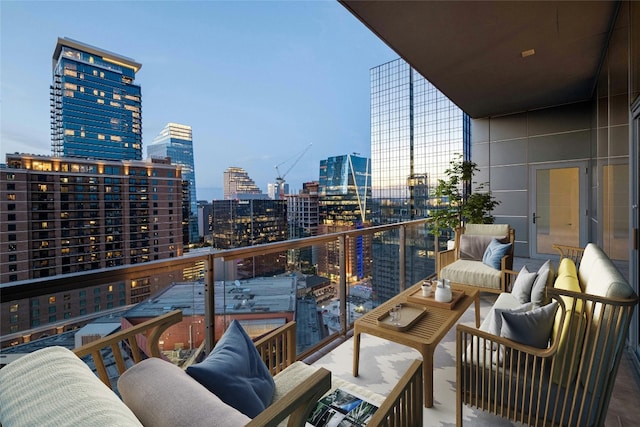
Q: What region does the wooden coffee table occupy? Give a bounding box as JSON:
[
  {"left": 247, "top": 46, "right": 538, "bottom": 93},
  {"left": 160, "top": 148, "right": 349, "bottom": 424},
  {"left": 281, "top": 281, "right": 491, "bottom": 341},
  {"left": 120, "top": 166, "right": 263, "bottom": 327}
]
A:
[{"left": 352, "top": 282, "right": 480, "bottom": 408}]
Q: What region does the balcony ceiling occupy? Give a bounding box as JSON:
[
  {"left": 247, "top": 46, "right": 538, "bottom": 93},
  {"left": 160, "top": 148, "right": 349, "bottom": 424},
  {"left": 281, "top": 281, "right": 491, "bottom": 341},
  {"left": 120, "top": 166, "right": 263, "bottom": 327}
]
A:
[{"left": 340, "top": 0, "right": 619, "bottom": 118}]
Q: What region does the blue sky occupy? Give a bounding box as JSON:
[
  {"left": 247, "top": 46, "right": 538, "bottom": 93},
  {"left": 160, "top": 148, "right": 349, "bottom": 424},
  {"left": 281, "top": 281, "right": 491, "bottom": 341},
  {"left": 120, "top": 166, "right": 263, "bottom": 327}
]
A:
[{"left": 0, "top": 0, "right": 397, "bottom": 200}]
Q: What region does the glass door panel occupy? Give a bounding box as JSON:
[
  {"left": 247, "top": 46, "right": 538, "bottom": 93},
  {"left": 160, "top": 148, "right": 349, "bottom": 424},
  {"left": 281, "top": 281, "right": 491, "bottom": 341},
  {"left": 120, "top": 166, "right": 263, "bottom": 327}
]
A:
[{"left": 530, "top": 163, "right": 586, "bottom": 258}]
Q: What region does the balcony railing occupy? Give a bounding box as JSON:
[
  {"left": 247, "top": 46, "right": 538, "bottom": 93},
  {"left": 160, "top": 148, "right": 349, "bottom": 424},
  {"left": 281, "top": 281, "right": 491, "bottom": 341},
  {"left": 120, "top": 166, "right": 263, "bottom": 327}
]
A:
[{"left": 1, "top": 218, "right": 437, "bottom": 357}]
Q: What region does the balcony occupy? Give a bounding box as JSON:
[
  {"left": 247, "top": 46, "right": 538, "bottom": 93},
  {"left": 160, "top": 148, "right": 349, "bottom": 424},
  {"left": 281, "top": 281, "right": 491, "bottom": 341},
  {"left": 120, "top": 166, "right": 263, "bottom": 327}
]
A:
[{"left": 1, "top": 219, "right": 638, "bottom": 425}]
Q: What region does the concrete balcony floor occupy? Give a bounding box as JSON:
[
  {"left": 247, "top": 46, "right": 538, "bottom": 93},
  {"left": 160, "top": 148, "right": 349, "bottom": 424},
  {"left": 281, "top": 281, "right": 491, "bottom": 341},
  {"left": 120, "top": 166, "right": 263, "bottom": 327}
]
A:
[{"left": 304, "top": 257, "right": 640, "bottom": 426}]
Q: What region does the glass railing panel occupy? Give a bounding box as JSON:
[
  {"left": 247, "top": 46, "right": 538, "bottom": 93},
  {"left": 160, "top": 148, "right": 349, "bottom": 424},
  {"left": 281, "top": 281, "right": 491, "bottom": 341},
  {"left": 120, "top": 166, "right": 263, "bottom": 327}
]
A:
[
  {"left": 1, "top": 219, "right": 431, "bottom": 364},
  {"left": 211, "top": 240, "right": 343, "bottom": 357},
  {"left": 404, "top": 221, "right": 436, "bottom": 287},
  {"left": 370, "top": 227, "right": 401, "bottom": 306},
  {"left": 343, "top": 231, "right": 374, "bottom": 329}
]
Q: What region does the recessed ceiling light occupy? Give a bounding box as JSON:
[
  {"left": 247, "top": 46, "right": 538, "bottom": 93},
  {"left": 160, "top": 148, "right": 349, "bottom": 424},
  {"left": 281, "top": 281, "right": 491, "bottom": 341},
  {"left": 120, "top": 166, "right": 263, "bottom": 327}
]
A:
[{"left": 521, "top": 49, "right": 536, "bottom": 58}]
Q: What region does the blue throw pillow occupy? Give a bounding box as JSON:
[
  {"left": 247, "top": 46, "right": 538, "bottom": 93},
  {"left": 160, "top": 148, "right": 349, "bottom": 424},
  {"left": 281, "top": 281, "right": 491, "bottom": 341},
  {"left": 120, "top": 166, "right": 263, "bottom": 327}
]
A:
[
  {"left": 482, "top": 238, "right": 512, "bottom": 270},
  {"left": 186, "top": 320, "right": 275, "bottom": 418}
]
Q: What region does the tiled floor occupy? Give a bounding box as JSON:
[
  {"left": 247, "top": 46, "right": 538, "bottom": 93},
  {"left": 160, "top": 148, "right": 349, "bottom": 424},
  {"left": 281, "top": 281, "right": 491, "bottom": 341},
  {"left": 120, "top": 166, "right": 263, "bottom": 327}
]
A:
[
  {"left": 605, "top": 352, "right": 640, "bottom": 426},
  {"left": 309, "top": 255, "right": 640, "bottom": 425}
]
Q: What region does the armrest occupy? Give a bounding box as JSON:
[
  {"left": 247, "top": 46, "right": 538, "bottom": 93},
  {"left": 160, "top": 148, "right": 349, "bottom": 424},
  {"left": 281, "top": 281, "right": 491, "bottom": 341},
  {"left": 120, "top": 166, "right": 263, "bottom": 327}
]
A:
[
  {"left": 501, "top": 268, "right": 519, "bottom": 292},
  {"left": 437, "top": 248, "right": 457, "bottom": 274},
  {"left": 73, "top": 310, "right": 183, "bottom": 388},
  {"left": 247, "top": 367, "right": 331, "bottom": 427},
  {"left": 254, "top": 321, "right": 297, "bottom": 375},
  {"left": 457, "top": 323, "right": 559, "bottom": 360},
  {"left": 367, "top": 359, "right": 423, "bottom": 426}
]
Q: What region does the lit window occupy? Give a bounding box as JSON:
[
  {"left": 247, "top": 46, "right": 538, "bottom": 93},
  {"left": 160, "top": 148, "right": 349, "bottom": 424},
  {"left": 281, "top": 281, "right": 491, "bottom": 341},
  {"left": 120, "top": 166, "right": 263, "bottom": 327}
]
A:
[
  {"left": 100, "top": 72, "right": 104, "bottom": 78},
  {"left": 100, "top": 91, "right": 105, "bottom": 97},
  {"left": 80, "top": 131, "right": 85, "bottom": 137},
  {"left": 113, "top": 94, "right": 121, "bottom": 100},
  {"left": 64, "top": 90, "right": 74, "bottom": 97},
  {"left": 64, "top": 83, "right": 77, "bottom": 90},
  {"left": 98, "top": 134, "right": 105, "bottom": 140},
  {"left": 7, "top": 193, "right": 15, "bottom": 200},
  {"left": 93, "top": 89, "right": 98, "bottom": 95},
  {"left": 49, "top": 296, "right": 56, "bottom": 304},
  {"left": 64, "top": 129, "right": 75, "bottom": 136},
  {"left": 80, "top": 86, "right": 85, "bottom": 92},
  {"left": 97, "top": 99, "right": 104, "bottom": 104},
  {"left": 10, "top": 304, "right": 18, "bottom": 312}
]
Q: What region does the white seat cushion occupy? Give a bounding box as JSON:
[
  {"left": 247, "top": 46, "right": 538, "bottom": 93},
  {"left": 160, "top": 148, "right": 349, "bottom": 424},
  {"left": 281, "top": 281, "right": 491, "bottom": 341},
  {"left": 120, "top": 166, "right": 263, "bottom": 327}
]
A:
[
  {"left": 0, "top": 346, "right": 142, "bottom": 427},
  {"left": 440, "top": 259, "right": 502, "bottom": 290}
]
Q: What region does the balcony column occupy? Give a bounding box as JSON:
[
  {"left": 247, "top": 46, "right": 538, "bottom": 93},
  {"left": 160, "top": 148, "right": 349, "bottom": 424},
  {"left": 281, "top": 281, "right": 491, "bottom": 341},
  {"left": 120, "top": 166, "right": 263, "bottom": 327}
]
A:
[
  {"left": 339, "top": 235, "right": 347, "bottom": 334},
  {"left": 204, "top": 255, "right": 215, "bottom": 353},
  {"left": 399, "top": 225, "right": 406, "bottom": 291}
]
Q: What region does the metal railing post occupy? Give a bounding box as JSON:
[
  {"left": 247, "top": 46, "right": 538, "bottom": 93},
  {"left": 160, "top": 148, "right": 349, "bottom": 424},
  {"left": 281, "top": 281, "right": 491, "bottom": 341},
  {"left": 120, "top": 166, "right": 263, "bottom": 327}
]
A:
[
  {"left": 339, "top": 235, "right": 347, "bottom": 334},
  {"left": 204, "top": 254, "right": 215, "bottom": 354},
  {"left": 399, "top": 225, "right": 406, "bottom": 292}
]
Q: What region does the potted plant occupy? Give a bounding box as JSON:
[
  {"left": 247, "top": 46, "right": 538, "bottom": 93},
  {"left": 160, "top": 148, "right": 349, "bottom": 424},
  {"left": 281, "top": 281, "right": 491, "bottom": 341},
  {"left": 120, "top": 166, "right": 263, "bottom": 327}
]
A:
[{"left": 428, "top": 154, "right": 500, "bottom": 252}]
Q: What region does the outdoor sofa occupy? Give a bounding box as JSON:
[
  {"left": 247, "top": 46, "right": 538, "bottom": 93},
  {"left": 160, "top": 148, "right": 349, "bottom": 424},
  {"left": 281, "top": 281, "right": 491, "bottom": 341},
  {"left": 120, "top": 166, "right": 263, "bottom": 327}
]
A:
[
  {"left": 0, "top": 310, "right": 423, "bottom": 427},
  {"left": 456, "top": 243, "right": 638, "bottom": 426}
]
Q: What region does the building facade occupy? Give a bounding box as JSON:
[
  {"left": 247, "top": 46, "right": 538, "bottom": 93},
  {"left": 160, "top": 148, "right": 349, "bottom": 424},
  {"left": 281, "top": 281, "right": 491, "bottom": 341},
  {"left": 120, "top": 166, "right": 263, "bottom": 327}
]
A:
[
  {"left": 0, "top": 154, "right": 184, "bottom": 338},
  {"left": 370, "top": 58, "right": 470, "bottom": 301},
  {"left": 50, "top": 37, "right": 142, "bottom": 161},
  {"left": 285, "top": 181, "right": 320, "bottom": 274},
  {"left": 285, "top": 181, "right": 320, "bottom": 239},
  {"left": 197, "top": 200, "right": 213, "bottom": 241},
  {"left": 148, "top": 123, "right": 198, "bottom": 243},
  {"left": 211, "top": 199, "right": 287, "bottom": 278},
  {"left": 317, "top": 154, "right": 372, "bottom": 282},
  {"left": 223, "top": 167, "right": 263, "bottom": 200}
]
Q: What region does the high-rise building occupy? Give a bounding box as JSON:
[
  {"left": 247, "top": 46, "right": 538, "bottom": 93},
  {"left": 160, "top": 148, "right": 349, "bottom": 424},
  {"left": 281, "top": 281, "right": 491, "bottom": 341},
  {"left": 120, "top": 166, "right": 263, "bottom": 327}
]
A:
[
  {"left": 285, "top": 181, "right": 320, "bottom": 274},
  {"left": 148, "top": 123, "right": 198, "bottom": 243},
  {"left": 0, "top": 154, "right": 184, "bottom": 284},
  {"left": 0, "top": 154, "right": 184, "bottom": 334},
  {"left": 285, "top": 181, "right": 320, "bottom": 239},
  {"left": 370, "top": 58, "right": 470, "bottom": 301},
  {"left": 197, "top": 200, "right": 214, "bottom": 241},
  {"left": 223, "top": 167, "right": 263, "bottom": 200},
  {"left": 50, "top": 37, "right": 142, "bottom": 161},
  {"left": 211, "top": 199, "right": 287, "bottom": 278},
  {"left": 317, "top": 154, "right": 372, "bottom": 282}
]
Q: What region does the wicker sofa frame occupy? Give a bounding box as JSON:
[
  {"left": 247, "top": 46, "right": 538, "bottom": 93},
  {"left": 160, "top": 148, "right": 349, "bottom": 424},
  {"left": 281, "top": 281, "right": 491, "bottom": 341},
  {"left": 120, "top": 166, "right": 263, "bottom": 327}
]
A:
[
  {"left": 455, "top": 245, "right": 638, "bottom": 426},
  {"left": 73, "top": 311, "right": 423, "bottom": 427}
]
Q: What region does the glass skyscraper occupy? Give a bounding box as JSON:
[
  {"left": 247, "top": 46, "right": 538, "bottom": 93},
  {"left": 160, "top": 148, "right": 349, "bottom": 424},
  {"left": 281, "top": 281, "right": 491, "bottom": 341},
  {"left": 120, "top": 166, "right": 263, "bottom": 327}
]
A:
[
  {"left": 148, "top": 123, "right": 198, "bottom": 243},
  {"left": 318, "top": 154, "right": 372, "bottom": 282},
  {"left": 50, "top": 37, "right": 142, "bottom": 161},
  {"left": 370, "top": 58, "right": 470, "bottom": 301}
]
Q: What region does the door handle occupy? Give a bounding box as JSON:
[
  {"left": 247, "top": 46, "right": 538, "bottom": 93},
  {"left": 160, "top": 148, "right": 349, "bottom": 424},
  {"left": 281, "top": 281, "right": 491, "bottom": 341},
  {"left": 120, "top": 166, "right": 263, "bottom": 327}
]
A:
[{"left": 533, "top": 212, "right": 541, "bottom": 224}]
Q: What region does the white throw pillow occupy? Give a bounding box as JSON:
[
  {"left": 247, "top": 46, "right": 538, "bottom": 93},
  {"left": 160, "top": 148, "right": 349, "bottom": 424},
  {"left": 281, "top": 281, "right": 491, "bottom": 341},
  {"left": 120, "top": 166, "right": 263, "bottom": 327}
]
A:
[{"left": 511, "top": 265, "right": 538, "bottom": 304}]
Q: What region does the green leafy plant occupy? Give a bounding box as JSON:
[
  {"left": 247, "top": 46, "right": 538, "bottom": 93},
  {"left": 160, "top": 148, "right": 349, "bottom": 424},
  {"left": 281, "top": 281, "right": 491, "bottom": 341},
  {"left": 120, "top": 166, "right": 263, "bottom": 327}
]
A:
[{"left": 428, "top": 154, "right": 500, "bottom": 248}]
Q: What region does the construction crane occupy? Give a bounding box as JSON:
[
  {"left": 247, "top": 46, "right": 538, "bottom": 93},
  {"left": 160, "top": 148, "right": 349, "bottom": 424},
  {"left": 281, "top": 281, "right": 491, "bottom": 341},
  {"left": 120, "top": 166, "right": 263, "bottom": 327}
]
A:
[{"left": 274, "top": 143, "right": 312, "bottom": 199}]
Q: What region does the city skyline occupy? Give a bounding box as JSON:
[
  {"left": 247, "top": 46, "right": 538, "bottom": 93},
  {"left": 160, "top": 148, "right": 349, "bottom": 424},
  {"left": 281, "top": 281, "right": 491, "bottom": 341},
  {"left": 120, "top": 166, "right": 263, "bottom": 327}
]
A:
[{"left": 1, "top": 1, "right": 397, "bottom": 200}]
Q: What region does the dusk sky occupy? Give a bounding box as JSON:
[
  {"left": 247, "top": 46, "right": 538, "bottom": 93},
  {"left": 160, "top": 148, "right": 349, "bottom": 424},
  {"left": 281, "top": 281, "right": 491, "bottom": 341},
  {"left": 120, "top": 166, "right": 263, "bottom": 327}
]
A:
[{"left": 0, "top": 1, "right": 397, "bottom": 200}]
